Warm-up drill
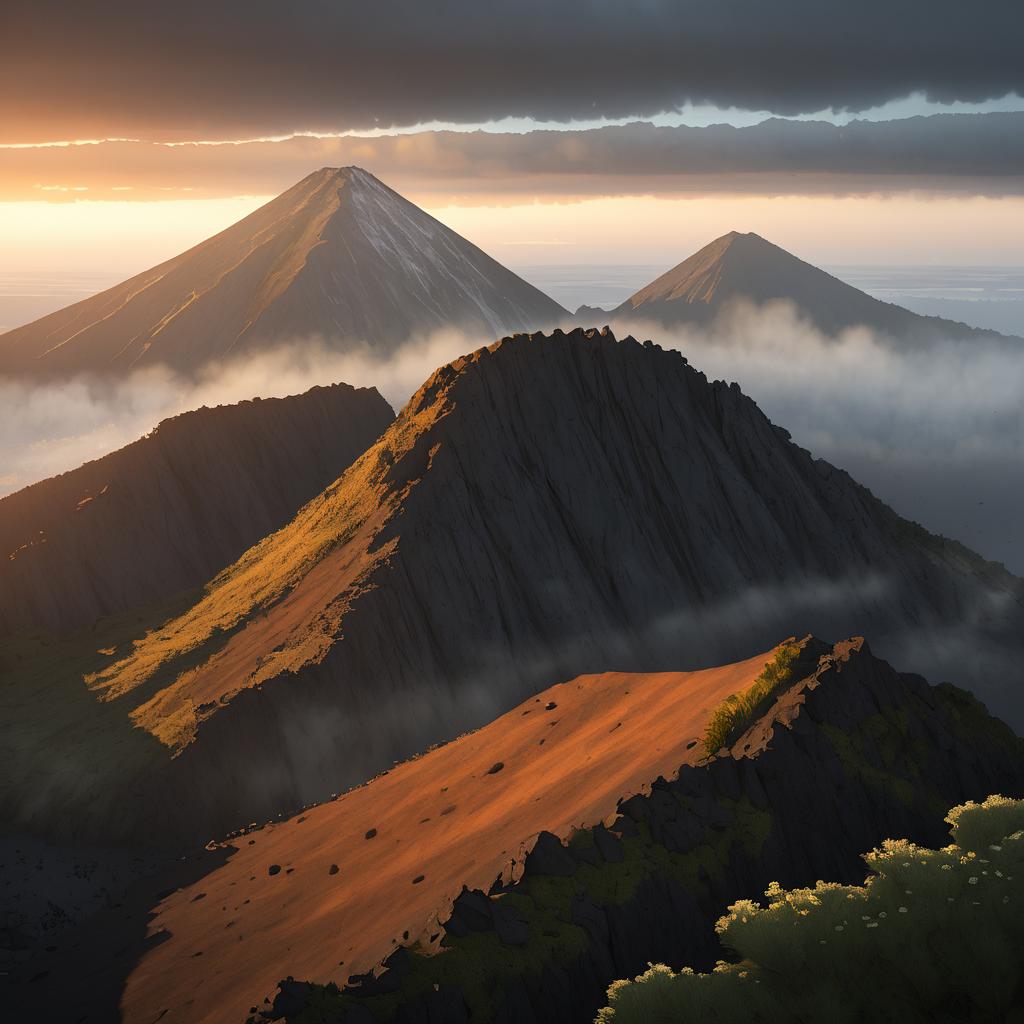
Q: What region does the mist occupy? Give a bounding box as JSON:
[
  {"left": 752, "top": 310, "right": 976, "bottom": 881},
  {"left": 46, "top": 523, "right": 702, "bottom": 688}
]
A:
[
  {"left": 604, "top": 301, "right": 1024, "bottom": 575},
  {"left": 2, "top": 305, "right": 1022, "bottom": 579},
  {"left": 0, "top": 328, "right": 478, "bottom": 497}
]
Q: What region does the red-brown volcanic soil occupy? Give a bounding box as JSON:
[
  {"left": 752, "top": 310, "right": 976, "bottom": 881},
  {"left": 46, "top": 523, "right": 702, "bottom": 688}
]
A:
[{"left": 119, "top": 647, "right": 775, "bottom": 1024}]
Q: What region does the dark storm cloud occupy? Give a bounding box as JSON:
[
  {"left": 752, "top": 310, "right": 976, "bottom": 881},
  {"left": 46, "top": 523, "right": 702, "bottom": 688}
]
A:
[
  {"left": 2, "top": 1, "right": 1023, "bottom": 143},
  {"left": 5, "top": 113, "right": 1024, "bottom": 202}
]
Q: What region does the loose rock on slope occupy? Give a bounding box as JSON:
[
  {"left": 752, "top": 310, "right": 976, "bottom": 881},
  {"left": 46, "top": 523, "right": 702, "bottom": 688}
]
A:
[{"left": 262, "top": 637, "right": 1024, "bottom": 1024}]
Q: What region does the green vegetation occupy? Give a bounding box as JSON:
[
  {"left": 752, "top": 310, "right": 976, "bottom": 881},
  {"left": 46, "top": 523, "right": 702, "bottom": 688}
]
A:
[
  {"left": 702, "top": 641, "right": 803, "bottom": 757},
  {"left": 597, "top": 795, "right": 1024, "bottom": 1024},
  {"left": 820, "top": 710, "right": 924, "bottom": 812}
]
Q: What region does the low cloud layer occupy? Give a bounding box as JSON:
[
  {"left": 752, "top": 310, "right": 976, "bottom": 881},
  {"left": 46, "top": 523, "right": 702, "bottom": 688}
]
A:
[
  {"left": 604, "top": 301, "right": 1024, "bottom": 574},
  {"left": 3, "top": 2, "right": 1023, "bottom": 144},
  {"left": 2, "top": 307, "right": 1022, "bottom": 582},
  {"left": 5, "top": 113, "right": 1024, "bottom": 203},
  {"left": 0, "top": 330, "right": 476, "bottom": 497}
]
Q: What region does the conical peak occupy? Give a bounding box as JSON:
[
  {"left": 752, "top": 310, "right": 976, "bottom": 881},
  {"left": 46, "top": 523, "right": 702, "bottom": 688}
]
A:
[
  {"left": 289, "top": 165, "right": 382, "bottom": 198},
  {"left": 0, "top": 163, "right": 565, "bottom": 379},
  {"left": 700, "top": 230, "right": 779, "bottom": 260},
  {"left": 623, "top": 229, "right": 821, "bottom": 310},
  {"left": 721, "top": 229, "right": 766, "bottom": 244},
  {"left": 303, "top": 165, "right": 365, "bottom": 182}
]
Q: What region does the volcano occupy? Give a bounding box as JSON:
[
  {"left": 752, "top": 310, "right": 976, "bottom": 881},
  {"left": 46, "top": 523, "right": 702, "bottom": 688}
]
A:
[
  {"left": 0, "top": 167, "right": 567, "bottom": 377},
  {"left": 602, "top": 231, "right": 1016, "bottom": 343}
]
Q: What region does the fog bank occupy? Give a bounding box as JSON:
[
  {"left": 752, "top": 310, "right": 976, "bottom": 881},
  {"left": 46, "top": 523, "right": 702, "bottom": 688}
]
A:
[{"left": 2, "top": 307, "right": 1022, "bottom": 575}]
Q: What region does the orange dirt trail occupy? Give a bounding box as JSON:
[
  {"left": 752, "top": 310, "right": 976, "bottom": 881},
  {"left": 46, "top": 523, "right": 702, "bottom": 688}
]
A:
[{"left": 120, "top": 647, "right": 775, "bottom": 1024}]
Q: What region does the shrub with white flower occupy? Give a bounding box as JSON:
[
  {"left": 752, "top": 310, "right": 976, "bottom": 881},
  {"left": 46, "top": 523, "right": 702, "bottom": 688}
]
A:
[{"left": 596, "top": 795, "right": 1024, "bottom": 1024}]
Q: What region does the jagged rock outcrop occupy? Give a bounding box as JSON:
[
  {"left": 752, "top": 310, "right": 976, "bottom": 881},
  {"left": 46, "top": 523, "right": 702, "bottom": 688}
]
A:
[
  {"left": 263, "top": 637, "right": 1024, "bottom": 1024},
  {"left": 0, "top": 381, "right": 393, "bottom": 635},
  {"left": 604, "top": 231, "right": 1018, "bottom": 344},
  {"left": 22, "top": 327, "right": 1021, "bottom": 844},
  {"left": 0, "top": 167, "right": 567, "bottom": 377}
]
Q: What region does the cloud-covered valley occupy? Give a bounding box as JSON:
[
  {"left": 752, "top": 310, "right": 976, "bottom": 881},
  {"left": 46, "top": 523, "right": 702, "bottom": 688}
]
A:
[
  {"left": 2, "top": 308, "right": 1022, "bottom": 575},
  {"left": 609, "top": 302, "right": 1024, "bottom": 573}
]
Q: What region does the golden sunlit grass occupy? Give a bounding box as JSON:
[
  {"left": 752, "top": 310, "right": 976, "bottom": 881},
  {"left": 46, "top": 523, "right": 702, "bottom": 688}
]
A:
[
  {"left": 84, "top": 362, "right": 461, "bottom": 750},
  {"left": 702, "top": 639, "right": 803, "bottom": 757}
]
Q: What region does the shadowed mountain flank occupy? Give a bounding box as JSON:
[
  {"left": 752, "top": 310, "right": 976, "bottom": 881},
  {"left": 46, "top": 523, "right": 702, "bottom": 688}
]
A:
[
  {"left": 255, "top": 637, "right": 1024, "bottom": 1024},
  {"left": 605, "top": 231, "right": 1018, "bottom": 343},
  {"left": 24, "top": 326, "right": 1020, "bottom": 847},
  {"left": 48, "top": 647, "right": 785, "bottom": 1024},
  {"left": 0, "top": 167, "right": 567, "bottom": 377},
  {"left": 13, "top": 637, "right": 1022, "bottom": 1024},
  {"left": 0, "top": 381, "right": 393, "bottom": 636}
]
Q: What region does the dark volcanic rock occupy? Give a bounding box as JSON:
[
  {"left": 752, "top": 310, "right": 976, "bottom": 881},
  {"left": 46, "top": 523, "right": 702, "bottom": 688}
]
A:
[
  {"left": 591, "top": 826, "right": 624, "bottom": 864},
  {"left": 441, "top": 888, "right": 529, "bottom": 947},
  {"left": 270, "top": 638, "right": 1024, "bottom": 1024},
  {"left": 444, "top": 888, "right": 494, "bottom": 937},
  {"left": 0, "top": 382, "right": 393, "bottom": 637},
  {"left": 524, "top": 832, "right": 578, "bottom": 878},
  {"left": 9, "top": 329, "right": 1024, "bottom": 847},
  {"left": 492, "top": 900, "right": 530, "bottom": 946}
]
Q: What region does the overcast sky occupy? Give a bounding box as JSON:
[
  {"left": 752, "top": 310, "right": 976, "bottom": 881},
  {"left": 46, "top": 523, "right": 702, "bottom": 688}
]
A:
[
  {"left": 4, "top": 1, "right": 1024, "bottom": 142},
  {"left": 1, "top": 2, "right": 1022, "bottom": 272}
]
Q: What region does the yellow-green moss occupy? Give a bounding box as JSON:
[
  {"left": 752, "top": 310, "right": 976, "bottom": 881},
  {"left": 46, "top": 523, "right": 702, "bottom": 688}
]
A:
[{"left": 702, "top": 641, "right": 803, "bottom": 757}]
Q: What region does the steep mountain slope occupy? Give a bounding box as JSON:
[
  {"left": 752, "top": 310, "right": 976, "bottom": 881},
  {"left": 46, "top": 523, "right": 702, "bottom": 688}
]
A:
[
  {"left": 0, "top": 382, "right": 393, "bottom": 635},
  {"left": 258, "top": 637, "right": 1024, "bottom": 1024},
  {"left": 606, "top": 231, "right": 1017, "bottom": 343},
  {"left": 47, "top": 647, "right": 784, "bottom": 1024},
  {"left": 23, "top": 327, "right": 1021, "bottom": 847},
  {"left": 0, "top": 167, "right": 566, "bottom": 377},
  {"left": 12, "top": 637, "right": 1022, "bottom": 1024}
]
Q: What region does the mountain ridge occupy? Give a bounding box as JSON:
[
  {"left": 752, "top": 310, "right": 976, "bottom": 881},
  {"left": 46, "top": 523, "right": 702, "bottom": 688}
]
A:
[
  {"left": 258, "top": 635, "right": 1024, "bottom": 1024},
  {"left": 15, "top": 635, "right": 1021, "bottom": 1024},
  {"left": 11, "top": 326, "right": 1019, "bottom": 847},
  {"left": 100, "top": 644, "right": 789, "bottom": 1024},
  {"left": 0, "top": 380, "right": 394, "bottom": 635}
]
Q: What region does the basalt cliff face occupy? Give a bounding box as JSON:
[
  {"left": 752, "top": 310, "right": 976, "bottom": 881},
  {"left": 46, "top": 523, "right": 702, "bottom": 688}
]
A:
[
  {"left": 32, "top": 327, "right": 1021, "bottom": 846},
  {"left": 258, "top": 638, "right": 1024, "bottom": 1024},
  {"left": 0, "top": 381, "right": 393, "bottom": 636},
  {"left": 0, "top": 167, "right": 566, "bottom": 377}
]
